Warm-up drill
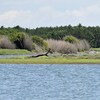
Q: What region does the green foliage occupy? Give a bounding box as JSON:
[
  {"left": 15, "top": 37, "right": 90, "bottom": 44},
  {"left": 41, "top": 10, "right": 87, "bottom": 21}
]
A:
[
  {"left": 32, "top": 35, "right": 48, "bottom": 50},
  {"left": 9, "top": 32, "right": 25, "bottom": 49},
  {"left": 9, "top": 32, "right": 25, "bottom": 42},
  {"left": 63, "top": 36, "right": 79, "bottom": 43},
  {"left": 9, "top": 32, "right": 33, "bottom": 51},
  {"left": 1, "top": 24, "right": 100, "bottom": 48},
  {"left": 43, "top": 41, "right": 48, "bottom": 50},
  {"left": 32, "top": 35, "right": 44, "bottom": 46}
]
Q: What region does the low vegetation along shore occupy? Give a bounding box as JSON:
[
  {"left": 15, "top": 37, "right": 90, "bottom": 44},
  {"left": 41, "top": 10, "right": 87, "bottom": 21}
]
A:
[
  {"left": 0, "top": 57, "right": 100, "bottom": 64},
  {"left": 0, "top": 25, "right": 100, "bottom": 64},
  {"left": 0, "top": 48, "right": 100, "bottom": 64}
]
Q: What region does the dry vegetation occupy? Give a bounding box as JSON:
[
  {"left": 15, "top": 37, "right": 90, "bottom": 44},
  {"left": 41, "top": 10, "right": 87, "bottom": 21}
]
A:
[
  {"left": 46, "top": 39, "right": 90, "bottom": 54},
  {"left": 0, "top": 33, "right": 90, "bottom": 55},
  {"left": 23, "top": 35, "right": 33, "bottom": 51},
  {"left": 0, "top": 36, "right": 15, "bottom": 49}
]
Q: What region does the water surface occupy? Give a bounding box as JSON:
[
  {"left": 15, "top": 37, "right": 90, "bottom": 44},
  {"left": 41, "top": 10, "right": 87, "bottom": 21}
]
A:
[{"left": 0, "top": 64, "right": 100, "bottom": 100}]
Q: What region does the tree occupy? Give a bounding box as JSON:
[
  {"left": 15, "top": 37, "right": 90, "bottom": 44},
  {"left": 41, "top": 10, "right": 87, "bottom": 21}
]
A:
[{"left": 9, "top": 32, "right": 33, "bottom": 51}]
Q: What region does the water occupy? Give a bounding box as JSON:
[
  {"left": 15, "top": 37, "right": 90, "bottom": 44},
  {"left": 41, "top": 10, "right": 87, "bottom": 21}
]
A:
[{"left": 0, "top": 64, "right": 100, "bottom": 100}]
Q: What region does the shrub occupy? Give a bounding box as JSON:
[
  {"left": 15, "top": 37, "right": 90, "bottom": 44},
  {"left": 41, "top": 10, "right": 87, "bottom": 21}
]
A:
[
  {"left": 80, "top": 39, "right": 90, "bottom": 50},
  {"left": 33, "top": 43, "right": 43, "bottom": 52},
  {"left": 0, "top": 36, "right": 15, "bottom": 49},
  {"left": 46, "top": 39, "right": 77, "bottom": 54},
  {"left": 23, "top": 35, "right": 33, "bottom": 51},
  {"left": 9, "top": 32, "right": 33, "bottom": 51},
  {"left": 32, "top": 35, "right": 44, "bottom": 46},
  {"left": 74, "top": 39, "right": 90, "bottom": 51},
  {"left": 64, "top": 35, "right": 90, "bottom": 52},
  {"left": 9, "top": 32, "right": 25, "bottom": 49},
  {"left": 63, "top": 36, "right": 79, "bottom": 43},
  {"left": 32, "top": 35, "right": 48, "bottom": 50}
]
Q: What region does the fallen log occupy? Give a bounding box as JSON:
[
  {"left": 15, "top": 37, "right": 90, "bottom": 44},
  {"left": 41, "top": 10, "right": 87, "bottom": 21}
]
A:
[{"left": 30, "top": 48, "right": 51, "bottom": 57}]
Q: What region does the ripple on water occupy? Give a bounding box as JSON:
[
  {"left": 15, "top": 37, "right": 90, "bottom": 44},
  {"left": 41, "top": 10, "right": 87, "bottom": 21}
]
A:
[{"left": 0, "top": 64, "right": 100, "bottom": 100}]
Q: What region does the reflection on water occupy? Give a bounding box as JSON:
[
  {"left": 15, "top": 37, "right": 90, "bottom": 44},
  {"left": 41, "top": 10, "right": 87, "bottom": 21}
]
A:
[{"left": 0, "top": 64, "right": 100, "bottom": 100}]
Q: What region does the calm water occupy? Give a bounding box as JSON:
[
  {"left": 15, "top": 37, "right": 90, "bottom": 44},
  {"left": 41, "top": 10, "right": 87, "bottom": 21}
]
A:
[{"left": 0, "top": 64, "right": 100, "bottom": 100}]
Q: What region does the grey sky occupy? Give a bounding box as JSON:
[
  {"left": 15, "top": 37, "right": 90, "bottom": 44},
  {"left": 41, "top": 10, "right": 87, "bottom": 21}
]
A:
[{"left": 0, "top": 0, "right": 100, "bottom": 28}]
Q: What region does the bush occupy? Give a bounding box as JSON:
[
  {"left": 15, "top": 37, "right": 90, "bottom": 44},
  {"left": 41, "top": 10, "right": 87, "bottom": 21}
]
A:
[
  {"left": 63, "top": 36, "right": 79, "bottom": 43},
  {"left": 80, "top": 39, "right": 90, "bottom": 50},
  {"left": 0, "top": 36, "right": 15, "bottom": 49},
  {"left": 46, "top": 39, "right": 90, "bottom": 54},
  {"left": 74, "top": 39, "right": 90, "bottom": 51},
  {"left": 23, "top": 35, "right": 33, "bottom": 51},
  {"left": 9, "top": 32, "right": 33, "bottom": 51},
  {"left": 32, "top": 43, "right": 43, "bottom": 52},
  {"left": 9, "top": 32, "right": 25, "bottom": 49},
  {"left": 46, "top": 39, "right": 78, "bottom": 54},
  {"left": 32, "top": 35, "right": 48, "bottom": 50},
  {"left": 64, "top": 36, "right": 90, "bottom": 52}
]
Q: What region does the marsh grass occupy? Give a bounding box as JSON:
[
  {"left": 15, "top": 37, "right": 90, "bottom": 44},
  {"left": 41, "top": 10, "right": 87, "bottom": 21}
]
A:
[
  {"left": 0, "top": 48, "right": 99, "bottom": 64},
  {"left": 0, "top": 55, "right": 100, "bottom": 64},
  {"left": 0, "top": 49, "right": 32, "bottom": 55},
  {"left": 91, "top": 48, "right": 100, "bottom": 51}
]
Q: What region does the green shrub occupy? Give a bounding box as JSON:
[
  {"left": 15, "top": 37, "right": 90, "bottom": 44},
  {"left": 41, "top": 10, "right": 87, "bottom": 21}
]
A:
[
  {"left": 43, "top": 41, "right": 48, "bottom": 49},
  {"left": 9, "top": 32, "right": 33, "bottom": 51},
  {"left": 32, "top": 35, "right": 44, "bottom": 46},
  {"left": 63, "top": 36, "right": 79, "bottom": 43},
  {"left": 32, "top": 35, "right": 48, "bottom": 50},
  {"left": 10, "top": 32, "right": 24, "bottom": 42},
  {"left": 9, "top": 32, "right": 25, "bottom": 48}
]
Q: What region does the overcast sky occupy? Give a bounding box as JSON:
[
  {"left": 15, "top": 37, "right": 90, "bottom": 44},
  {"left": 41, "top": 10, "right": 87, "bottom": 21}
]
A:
[{"left": 0, "top": 0, "right": 100, "bottom": 28}]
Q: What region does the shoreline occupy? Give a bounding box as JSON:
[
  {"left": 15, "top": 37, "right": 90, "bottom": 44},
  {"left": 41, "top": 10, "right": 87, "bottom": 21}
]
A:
[
  {"left": 0, "top": 57, "right": 100, "bottom": 64},
  {"left": 0, "top": 48, "right": 99, "bottom": 64}
]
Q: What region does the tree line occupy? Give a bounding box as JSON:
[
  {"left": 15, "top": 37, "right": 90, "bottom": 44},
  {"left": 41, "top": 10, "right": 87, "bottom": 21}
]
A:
[{"left": 0, "top": 24, "right": 100, "bottom": 48}]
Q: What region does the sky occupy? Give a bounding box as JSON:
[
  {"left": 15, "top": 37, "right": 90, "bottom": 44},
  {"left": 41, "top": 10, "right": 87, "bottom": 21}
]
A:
[{"left": 0, "top": 0, "right": 100, "bottom": 28}]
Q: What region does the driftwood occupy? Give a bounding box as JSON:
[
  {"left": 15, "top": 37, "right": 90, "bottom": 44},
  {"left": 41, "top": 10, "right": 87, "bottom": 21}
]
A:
[{"left": 30, "top": 48, "right": 51, "bottom": 57}]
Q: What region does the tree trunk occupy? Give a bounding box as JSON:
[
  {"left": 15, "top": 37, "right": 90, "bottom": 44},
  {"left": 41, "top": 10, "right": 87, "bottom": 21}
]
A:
[{"left": 30, "top": 48, "right": 51, "bottom": 57}]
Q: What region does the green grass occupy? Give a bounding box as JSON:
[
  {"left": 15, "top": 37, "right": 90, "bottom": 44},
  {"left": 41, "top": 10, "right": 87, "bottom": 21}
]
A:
[
  {"left": 0, "top": 56, "right": 100, "bottom": 64},
  {"left": 0, "top": 48, "right": 99, "bottom": 64},
  {"left": 0, "top": 49, "right": 32, "bottom": 55},
  {"left": 91, "top": 48, "right": 100, "bottom": 51}
]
